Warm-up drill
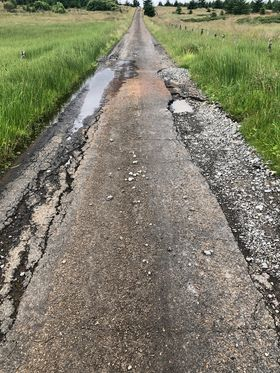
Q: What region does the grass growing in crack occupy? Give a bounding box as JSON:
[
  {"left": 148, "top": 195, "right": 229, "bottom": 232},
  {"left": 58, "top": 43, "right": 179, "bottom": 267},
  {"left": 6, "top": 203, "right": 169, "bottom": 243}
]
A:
[
  {"left": 0, "top": 8, "right": 133, "bottom": 169},
  {"left": 146, "top": 8, "right": 280, "bottom": 172}
]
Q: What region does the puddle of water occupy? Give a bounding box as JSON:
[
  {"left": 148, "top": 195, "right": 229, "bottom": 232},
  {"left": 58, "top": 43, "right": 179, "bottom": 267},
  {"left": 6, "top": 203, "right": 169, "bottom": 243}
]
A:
[
  {"left": 72, "top": 68, "right": 114, "bottom": 132},
  {"left": 171, "top": 100, "right": 194, "bottom": 114}
]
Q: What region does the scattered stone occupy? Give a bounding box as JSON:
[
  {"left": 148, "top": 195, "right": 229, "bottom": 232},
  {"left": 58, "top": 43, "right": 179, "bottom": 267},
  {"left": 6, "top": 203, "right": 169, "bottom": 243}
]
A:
[
  {"left": 19, "top": 272, "right": 25, "bottom": 277},
  {"left": 106, "top": 195, "right": 114, "bottom": 201},
  {"left": 128, "top": 177, "right": 134, "bottom": 182},
  {"left": 133, "top": 161, "right": 138, "bottom": 164},
  {"left": 203, "top": 250, "right": 213, "bottom": 256},
  {"left": 132, "top": 200, "right": 140, "bottom": 204},
  {"left": 246, "top": 257, "right": 253, "bottom": 263},
  {"left": 62, "top": 259, "right": 66, "bottom": 264},
  {"left": 109, "top": 138, "right": 114, "bottom": 142},
  {"left": 127, "top": 365, "right": 132, "bottom": 371}
]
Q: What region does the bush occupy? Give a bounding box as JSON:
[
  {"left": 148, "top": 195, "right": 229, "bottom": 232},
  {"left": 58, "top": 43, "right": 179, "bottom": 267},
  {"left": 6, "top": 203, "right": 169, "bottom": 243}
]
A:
[
  {"left": 260, "top": 6, "right": 266, "bottom": 13},
  {"left": 86, "top": 0, "right": 118, "bottom": 11},
  {"left": 176, "top": 5, "right": 182, "bottom": 14},
  {"left": 3, "top": 1, "right": 17, "bottom": 11},
  {"left": 23, "top": 4, "right": 36, "bottom": 11},
  {"left": 34, "top": 0, "right": 51, "bottom": 10},
  {"left": 52, "top": 1, "right": 66, "bottom": 12}
]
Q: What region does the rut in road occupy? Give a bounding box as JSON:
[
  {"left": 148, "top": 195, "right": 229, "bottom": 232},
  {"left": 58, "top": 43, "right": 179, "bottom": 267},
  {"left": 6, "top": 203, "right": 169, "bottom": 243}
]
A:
[{"left": 0, "top": 9, "right": 279, "bottom": 373}]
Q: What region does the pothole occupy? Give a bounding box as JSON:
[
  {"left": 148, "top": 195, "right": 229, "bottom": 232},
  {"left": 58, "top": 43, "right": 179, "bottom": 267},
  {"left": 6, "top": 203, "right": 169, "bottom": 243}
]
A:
[{"left": 170, "top": 100, "right": 194, "bottom": 114}]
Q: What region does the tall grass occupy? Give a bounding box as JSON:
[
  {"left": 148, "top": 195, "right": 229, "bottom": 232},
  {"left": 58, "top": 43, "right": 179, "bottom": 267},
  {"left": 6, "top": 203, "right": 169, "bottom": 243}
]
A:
[
  {"left": 146, "top": 11, "right": 280, "bottom": 172},
  {"left": 0, "top": 10, "right": 132, "bottom": 168}
]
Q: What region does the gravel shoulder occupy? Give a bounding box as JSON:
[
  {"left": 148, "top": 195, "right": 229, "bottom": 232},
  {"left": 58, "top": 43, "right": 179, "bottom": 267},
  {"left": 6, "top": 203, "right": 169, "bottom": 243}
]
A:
[{"left": 158, "top": 65, "right": 280, "bottom": 339}]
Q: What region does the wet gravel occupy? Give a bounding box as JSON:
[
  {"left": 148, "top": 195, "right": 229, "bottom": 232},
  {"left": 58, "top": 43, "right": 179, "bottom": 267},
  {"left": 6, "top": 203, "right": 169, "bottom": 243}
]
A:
[{"left": 159, "top": 66, "right": 280, "bottom": 331}]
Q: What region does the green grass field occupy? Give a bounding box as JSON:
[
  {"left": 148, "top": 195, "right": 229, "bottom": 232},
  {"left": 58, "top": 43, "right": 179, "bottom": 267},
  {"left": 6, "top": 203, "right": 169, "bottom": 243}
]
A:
[
  {"left": 0, "top": 8, "right": 133, "bottom": 169},
  {"left": 146, "top": 8, "right": 280, "bottom": 172}
]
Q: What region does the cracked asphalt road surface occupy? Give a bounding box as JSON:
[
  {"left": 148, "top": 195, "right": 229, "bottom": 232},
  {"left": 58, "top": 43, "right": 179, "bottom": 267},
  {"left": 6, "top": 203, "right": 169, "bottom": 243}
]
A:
[{"left": 0, "top": 10, "right": 279, "bottom": 372}]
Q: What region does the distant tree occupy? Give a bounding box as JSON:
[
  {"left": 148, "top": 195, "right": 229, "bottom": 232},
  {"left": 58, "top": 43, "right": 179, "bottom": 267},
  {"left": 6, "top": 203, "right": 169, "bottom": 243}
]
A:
[
  {"left": 143, "top": 0, "right": 155, "bottom": 15},
  {"left": 251, "top": 0, "right": 263, "bottom": 12},
  {"left": 259, "top": 5, "right": 265, "bottom": 13},
  {"left": 165, "top": 0, "right": 171, "bottom": 6},
  {"left": 174, "top": 0, "right": 178, "bottom": 6},
  {"left": 266, "top": 0, "right": 272, "bottom": 9},
  {"left": 188, "top": 0, "right": 197, "bottom": 9},
  {"left": 132, "top": 0, "right": 139, "bottom": 6},
  {"left": 158, "top": 0, "right": 163, "bottom": 5},
  {"left": 272, "top": 0, "right": 280, "bottom": 11},
  {"left": 198, "top": 0, "right": 206, "bottom": 7},
  {"left": 175, "top": 4, "right": 182, "bottom": 12},
  {"left": 224, "top": 0, "right": 250, "bottom": 14},
  {"left": 213, "top": 0, "right": 223, "bottom": 8}
]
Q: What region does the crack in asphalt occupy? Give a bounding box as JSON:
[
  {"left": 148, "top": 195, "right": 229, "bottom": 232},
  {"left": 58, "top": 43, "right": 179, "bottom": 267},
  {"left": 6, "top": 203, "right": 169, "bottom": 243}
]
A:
[
  {"left": 0, "top": 52, "right": 137, "bottom": 341},
  {"left": 0, "top": 137, "right": 84, "bottom": 341}
]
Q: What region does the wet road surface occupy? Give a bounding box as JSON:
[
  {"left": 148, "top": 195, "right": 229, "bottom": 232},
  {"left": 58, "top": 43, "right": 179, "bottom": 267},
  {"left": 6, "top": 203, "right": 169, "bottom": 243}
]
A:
[{"left": 0, "top": 10, "right": 279, "bottom": 372}]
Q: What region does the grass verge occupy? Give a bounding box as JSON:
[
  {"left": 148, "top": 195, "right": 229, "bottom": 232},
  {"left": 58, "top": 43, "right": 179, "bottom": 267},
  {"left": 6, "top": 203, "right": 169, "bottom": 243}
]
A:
[
  {"left": 0, "top": 9, "right": 133, "bottom": 169},
  {"left": 146, "top": 9, "right": 280, "bottom": 172}
]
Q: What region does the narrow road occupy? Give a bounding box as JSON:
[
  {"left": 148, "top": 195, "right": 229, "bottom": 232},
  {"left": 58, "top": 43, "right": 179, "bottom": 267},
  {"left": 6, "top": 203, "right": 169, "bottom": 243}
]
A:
[{"left": 0, "top": 10, "right": 279, "bottom": 372}]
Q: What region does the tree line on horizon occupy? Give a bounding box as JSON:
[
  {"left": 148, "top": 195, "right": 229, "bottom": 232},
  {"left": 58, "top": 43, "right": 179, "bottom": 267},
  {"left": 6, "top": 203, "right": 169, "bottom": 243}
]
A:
[
  {"left": 155, "top": 0, "right": 280, "bottom": 14},
  {"left": 3, "top": 0, "right": 280, "bottom": 15},
  {"left": 2, "top": 0, "right": 140, "bottom": 13}
]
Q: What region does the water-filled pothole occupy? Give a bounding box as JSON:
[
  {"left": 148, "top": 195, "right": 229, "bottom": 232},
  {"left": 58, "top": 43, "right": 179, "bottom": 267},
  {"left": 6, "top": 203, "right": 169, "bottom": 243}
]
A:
[
  {"left": 170, "top": 100, "right": 194, "bottom": 114},
  {"left": 72, "top": 68, "right": 114, "bottom": 133}
]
